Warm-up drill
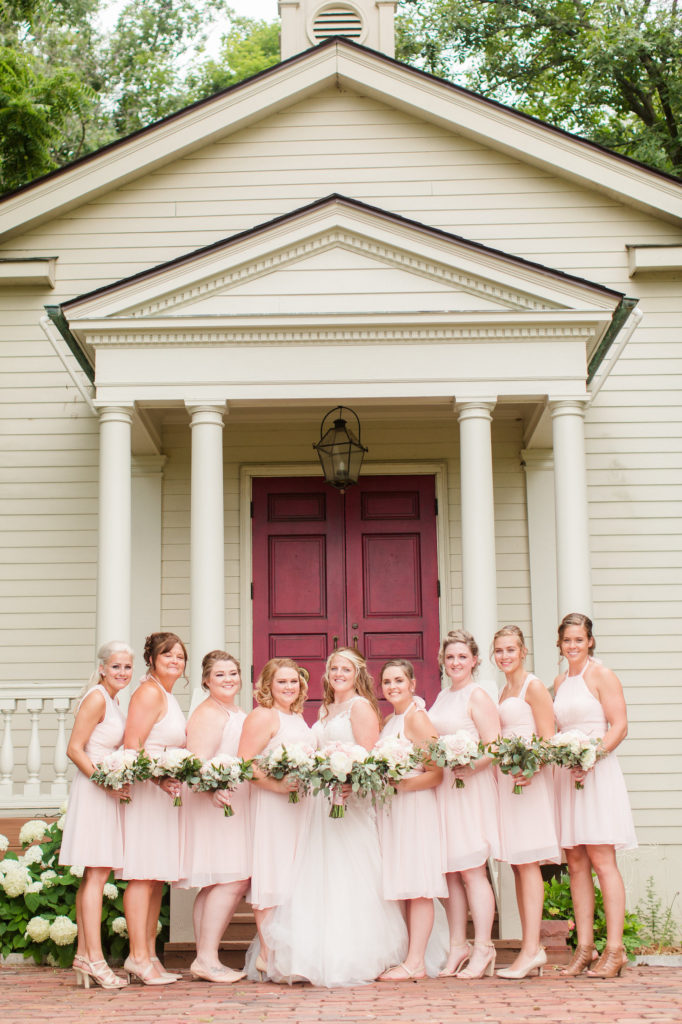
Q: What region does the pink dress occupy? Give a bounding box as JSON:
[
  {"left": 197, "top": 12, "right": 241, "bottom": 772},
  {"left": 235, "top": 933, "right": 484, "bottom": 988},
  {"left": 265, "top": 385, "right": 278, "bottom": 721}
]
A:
[
  {"left": 59, "top": 685, "right": 125, "bottom": 869},
  {"left": 377, "top": 706, "right": 447, "bottom": 899},
  {"left": 496, "top": 675, "right": 560, "bottom": 865},
  {"left": 428, "top": 683, "right": 500, "bottom": 870},
  {"left": 554, "top": 664, "right": 637, "bottom": 851},
  {"left": 120, "top": 680, "right": 187, "bottom": 882},
  {"left": 176, "top": 706, "right": 251, "bottom": 888},
  {"left": 249, "top": 710, "right": 312, "bottom": 909}
]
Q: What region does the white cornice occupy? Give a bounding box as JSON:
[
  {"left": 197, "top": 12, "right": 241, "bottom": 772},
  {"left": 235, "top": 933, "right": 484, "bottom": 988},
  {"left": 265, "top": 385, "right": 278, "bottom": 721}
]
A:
[{"left": 2, "top": 42, "right": 682, "bottom": 241}]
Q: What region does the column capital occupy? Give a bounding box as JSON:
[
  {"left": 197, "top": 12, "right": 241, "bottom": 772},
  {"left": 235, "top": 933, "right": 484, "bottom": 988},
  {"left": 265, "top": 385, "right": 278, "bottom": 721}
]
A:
[
  {"left": 455, "top": 399, "right": 497, "bottom": 423},
  {"left": 549, "top": 398, "right": 589, "bottom": 420},
  {"left": 185, "top": 402, "right": 228, "bottom": 428},
  {"left": 521, "top": 448, "right": 554, "bottom": 473},
  {"left": 95, "top": 404, "right": 134, "bottom": 425}
]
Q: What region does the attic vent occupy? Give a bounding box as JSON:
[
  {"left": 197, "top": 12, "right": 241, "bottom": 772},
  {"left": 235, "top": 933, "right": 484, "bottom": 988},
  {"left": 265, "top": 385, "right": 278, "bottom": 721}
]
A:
[{"left": 312, "top": 5, "right": 364, "bottom": 42}]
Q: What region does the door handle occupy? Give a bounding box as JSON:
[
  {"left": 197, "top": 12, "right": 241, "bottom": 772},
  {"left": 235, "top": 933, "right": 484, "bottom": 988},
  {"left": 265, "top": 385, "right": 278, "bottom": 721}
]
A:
[
  {"left": 353, "top": 634, "right": 358, "bottom": 649},
  {"left": 332, "top": 635, "right": 338, "bottom": 650}
]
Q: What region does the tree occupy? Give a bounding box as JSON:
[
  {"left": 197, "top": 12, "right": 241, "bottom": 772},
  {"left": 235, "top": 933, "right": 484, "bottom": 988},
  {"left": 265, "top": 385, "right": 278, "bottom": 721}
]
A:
[
  {"left": 397, "top": 0, "right": 682, "bottom": 177},
  {"left": 185, "top": 16, "right": 280, "bottom": 99}
]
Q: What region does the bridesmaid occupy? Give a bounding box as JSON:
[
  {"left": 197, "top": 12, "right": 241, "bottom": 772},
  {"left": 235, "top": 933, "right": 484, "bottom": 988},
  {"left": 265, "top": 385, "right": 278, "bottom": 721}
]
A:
[
  {"left": 553, "top": 613, "right": 636, "bottom": 979},
  {"left": 428, "top": 629, "right": 500, "bottom": 979},
  {"left": 177, "top": 650, "right": 250, "bottom": 983},
  {"left": 237, "top": 658, "right": 311, "bottom": 977},
  {"left": 59, "top": 640, "right": 133, "bottom": 989},
  {"left": 376, "top": 659, "right": 446, "bottom": 981},
  {"left": 121, "top": 631, "right": 187, "bottom": 986},
  {"left": 492, "top": 626, "right": 560, "bottom": 980}
]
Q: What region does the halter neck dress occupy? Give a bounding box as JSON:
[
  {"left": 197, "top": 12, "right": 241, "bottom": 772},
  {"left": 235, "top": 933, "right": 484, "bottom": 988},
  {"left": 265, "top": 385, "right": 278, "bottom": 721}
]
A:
[
  {"left": 120, "top": 678, "right": 187, "bottom": 881},
  {"left": 59, "top": 685, "right": 126, "bottom": 869},
  {"left": 177, "top": 704, "right": 251, "bottom": 888},
  {"left": 496, "top": 674, "right": 560, "bottom": 864},
  {"left": 553, "top": 661, "right": 636, "bottom": 850}
]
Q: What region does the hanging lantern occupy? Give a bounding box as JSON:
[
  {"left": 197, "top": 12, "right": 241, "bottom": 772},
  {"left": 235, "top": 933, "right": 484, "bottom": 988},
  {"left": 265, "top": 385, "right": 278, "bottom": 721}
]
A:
[{"left": 312, "top": 406, "right": 368, "bottom": 492}]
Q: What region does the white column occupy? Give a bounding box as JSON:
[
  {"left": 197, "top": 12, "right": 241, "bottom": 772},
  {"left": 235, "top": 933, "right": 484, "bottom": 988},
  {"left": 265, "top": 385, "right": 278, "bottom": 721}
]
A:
[
  {"left": 457, "top": 400, "right": 498, "bottom": 700},
  {"left": 97, "top": 405, "right": 133, "bottom": 647},
  {"left": 521, "top": 449, "right": 559, "bottom": 687},
  {"left": 550, "top": 400, "right": 592, "bottom": 618},
  {"left": 24, "top": 698, "right": 43, "bottom": 797},
  {"left": 186, "top": 403, "right": 227, "bottom": 695}
]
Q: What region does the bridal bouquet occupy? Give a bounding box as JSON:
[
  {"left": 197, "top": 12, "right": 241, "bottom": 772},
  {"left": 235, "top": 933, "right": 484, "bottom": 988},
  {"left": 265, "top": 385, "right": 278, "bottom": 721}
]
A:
[
  {"left": 90, "top": 748, "right": 140, "bottom": 803},
  {"left": 150, "top": 747, "right": 203, "bottom": 806},
  {"left": 312, "top": 741, "right": 374, "bottom": 818},
  {"left": 190, "top": 755, "right": 253, "bottom": 816},
  {"left": 257, "top": 742, "right": 317, "bottom": 803},
  {"left": 487, "top": 734, "right": 546, "bottom": 795},
  {"left": 428, "top": 732, "right": 482, "bottom": 788},
  {"left": 545, "top": 731, "right": 601, "bottom": 789},
  {"left": 369, "top": 735, "right": 423, "bottom": 800}
]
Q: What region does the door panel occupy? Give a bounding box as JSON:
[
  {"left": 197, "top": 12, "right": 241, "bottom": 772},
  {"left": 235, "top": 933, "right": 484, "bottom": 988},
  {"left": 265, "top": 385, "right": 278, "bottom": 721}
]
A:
[{"left": 252, "top": 475, "right": 440, "bottom": 719}]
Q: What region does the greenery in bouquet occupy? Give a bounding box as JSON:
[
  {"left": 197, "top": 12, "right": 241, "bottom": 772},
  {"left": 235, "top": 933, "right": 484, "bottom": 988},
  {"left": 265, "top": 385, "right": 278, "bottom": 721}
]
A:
[
  {"left": 150, "top": 747, "right": 203, "bottom": 806},
  {"left": 544, "top": 731, "right": 602, "bottom": 789},
  {"left": 89, "top": 748, "right": 140, "bottom": 803},
  {"left": 366, "top": 735, "right": 423, "bottom": 803},
  {"left": 311, "top": 742, "right": 374, "bottom": 818},
  {"left": 257, "top": 742, "right": 317, "bottom": 804},
  {"left": 0, "top": 811, "right": 169, "bottom": 967},
  {"left": 428, "top": 731, "right": 482, "bottom": 788},
  {"left": 190, "top": 755, "right": 253, "bottom": 816},
  {"left": 487, "top": 734, "right": 546, "bottom": 795}
]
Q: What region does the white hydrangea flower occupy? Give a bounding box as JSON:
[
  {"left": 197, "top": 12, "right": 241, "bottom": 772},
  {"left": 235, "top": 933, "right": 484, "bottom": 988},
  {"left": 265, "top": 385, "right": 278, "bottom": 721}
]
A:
[
  {"left": 103, "top": 882, "right": 118, "bottom": 901},
  {"left": 156, "top": 919, "right": 162, "bottom": 936},
  {"left": 18, "top": 820, "right": 48, "bottom": 846},
  {"left": 2, "top": 864, "right": 32, "bottom": 897},
  {"left": 25, "top": 881, "right": 44, "bottom": 894},
  {"left": 25, "top": 916, "right": 50, "bottom": 943},
  {"left": 49, "top": 916, "right": 78, "bottom": 946},
  {"left": 0, "top": 834, "right": 9, "bottom": 853},
  {"left": 20, "top": 845, "right": 43, "bottom": 866},
  {"left": 59, "top": 799, "right": 69, "bottom": 814},
  {"left": 111, "top": 916, "right": 128, "bottom": 937},
  {"left": 56, "top": 815, "right": 66, "bottom": 831},
  {"left": 41, "top": 869, "right": 58, "bottom": 887},
  {"left": 69, "top": 865, "right": 84, "bottom": 878},
  {"left": 46, "top": 953, "right": 59, "bottom": 967}
]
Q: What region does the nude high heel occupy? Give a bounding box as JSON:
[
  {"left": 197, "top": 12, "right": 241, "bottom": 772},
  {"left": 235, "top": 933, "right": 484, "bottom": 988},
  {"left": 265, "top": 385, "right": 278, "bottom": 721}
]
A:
[
  {"left": 497, "top": 947, "right": 546, "bottom": 979},
  {"left": 587, "top": 945, "right": 628, "bottom": 979},
  {"left": 455, "top": 942, "right": 496, "bottom": 979},
  {"left": 438, "top": 942, "right": 472, "bottom": 977},
  {"left": 124, "top": 955, "right": 177, "bottom": 985},
  {"left": 560, "top": 943, "right": 597, "bottom": 977}
]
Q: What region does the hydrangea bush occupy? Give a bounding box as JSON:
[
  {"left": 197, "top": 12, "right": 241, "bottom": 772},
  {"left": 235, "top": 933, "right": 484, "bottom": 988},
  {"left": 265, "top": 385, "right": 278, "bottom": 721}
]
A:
[{"left": 0, "top": 810, "right": 170, "bottom": 967}]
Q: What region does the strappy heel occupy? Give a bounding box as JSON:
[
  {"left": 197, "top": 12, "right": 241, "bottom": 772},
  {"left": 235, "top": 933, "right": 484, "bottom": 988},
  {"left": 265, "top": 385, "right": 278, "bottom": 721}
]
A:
[
  {"left": 587, "top": 945, "right": 628, "bottom": 979},
  {"left": 455, "top": 942, "right": 496, "bottom": 979},
  {"left": 124, "top": 955, "right": 177, "bottom": 985},
  {"left": 560, "top": 943, "right": 596, "bottom": 977},
  {"left": 438, "top": 942, "right": 472, "bottom": 977},
  {"left": 74, "top": 957, "right": 127, "bottom": 989}
]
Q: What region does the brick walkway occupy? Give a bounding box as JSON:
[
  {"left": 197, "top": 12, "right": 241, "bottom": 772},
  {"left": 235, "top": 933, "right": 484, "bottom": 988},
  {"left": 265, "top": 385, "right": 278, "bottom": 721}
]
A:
[{"left": 1, "top": 964, "right": 680, "bottom": 1024}]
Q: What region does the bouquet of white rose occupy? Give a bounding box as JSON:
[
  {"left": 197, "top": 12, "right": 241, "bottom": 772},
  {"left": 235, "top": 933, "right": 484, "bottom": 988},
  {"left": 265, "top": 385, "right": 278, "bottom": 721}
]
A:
[
  {"left": 368, "top": 735, "right": 424, "bottom": 801},
  {"left": 257, "top": 742, "right": 317, "bottom": 803},
  {"left": 311, "top": 741, "right": 374, "bottom": 818},
  {"left": 190, "top": 755, "right": 253, "bottom": 816},
  {"left": 428, "top": 731, "right": 482, "bottom": 788},
  {"left": 90, "top": 748, "right": 140, "bottom": 803},
  {"left": 545, "top": 731, "right": 601, "bottom": 789},
  {"left": 487, "top": 734, "right": 546, "bottom": 795},
  {"left": 150, "top": 747, "right": 203, "bottom": 806}
]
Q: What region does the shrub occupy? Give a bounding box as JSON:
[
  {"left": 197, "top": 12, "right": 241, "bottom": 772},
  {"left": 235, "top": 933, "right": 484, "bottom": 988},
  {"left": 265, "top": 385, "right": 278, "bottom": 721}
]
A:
[{"left": 543, "top": 870, "right": 641, "bottom": 958}]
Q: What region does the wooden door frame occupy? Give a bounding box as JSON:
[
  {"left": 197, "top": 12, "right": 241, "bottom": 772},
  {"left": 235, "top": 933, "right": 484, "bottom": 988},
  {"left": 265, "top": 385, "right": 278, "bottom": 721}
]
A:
[{"left": 239, "top": 461, "right": 451, "bottom": 708}]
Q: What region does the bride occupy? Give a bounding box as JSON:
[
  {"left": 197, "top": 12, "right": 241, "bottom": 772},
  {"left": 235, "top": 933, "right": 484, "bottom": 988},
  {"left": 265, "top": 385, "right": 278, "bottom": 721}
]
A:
[{"left": 263, "top": 647, "right": 407, "bottom": 986}]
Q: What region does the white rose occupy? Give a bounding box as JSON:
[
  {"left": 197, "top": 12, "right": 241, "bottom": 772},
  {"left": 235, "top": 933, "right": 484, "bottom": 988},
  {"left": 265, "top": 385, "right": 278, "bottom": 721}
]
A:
[
  {"left": 111, "top": 916, "right": 128, "bottom": 937},
  {"left": 49, "top": 916, "right": 78, "bottom": 946},
  {"left": 19, "top": 820, "right": 48, "bottom": 846},
  {"left": 2, "top": 865, "right": 32, "bottom": 897},
  {"left": 581, "top": 746, "right": 597, "bottom": 770},
  {"left": 328, "top": 751, "right": 353, "bottom": 776},
  {"left": 103, "top": 883, "right": 118, "bottom": 901},
  {"left": 0, "top": 834, "right": 9, "bottom": 853},
  {"left": 25, "top": 916, "right": 51, "bottom": 943}
]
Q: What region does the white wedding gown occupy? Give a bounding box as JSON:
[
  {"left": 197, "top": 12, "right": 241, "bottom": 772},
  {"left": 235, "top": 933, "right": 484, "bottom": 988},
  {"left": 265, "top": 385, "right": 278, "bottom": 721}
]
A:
[{"left": 250, "top": 696, "right": 408, "bottom": 986}]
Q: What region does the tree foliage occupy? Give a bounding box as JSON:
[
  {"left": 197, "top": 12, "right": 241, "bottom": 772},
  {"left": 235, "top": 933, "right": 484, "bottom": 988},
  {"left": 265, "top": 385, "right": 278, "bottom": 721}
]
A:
[{"left": 397, "top": 0, "right": 682, "bottom": 176}]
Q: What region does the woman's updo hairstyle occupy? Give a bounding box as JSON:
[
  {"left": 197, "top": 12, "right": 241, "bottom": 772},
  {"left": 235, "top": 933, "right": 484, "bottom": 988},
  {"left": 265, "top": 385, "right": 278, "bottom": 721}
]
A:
[
  {"left": 82, "top": 640, "right": 134, "bottom": 696},
  {"left": 438, "top": 629, "right": 479, "bottom": 674},
  {"left": 379, "top": 658, "right": 416, "bottom": 690},
  {"left": 201, "top": 650, "right": 241, "bottom": 692},
  {"left": 556, "top": 613, "right": 596, "bottom": 653},
  {"left": 143, "top": 631, "right": 188, "bottom": 671},
  {"left": 490, "top": 625, "right": 527, "bottom": 663}
]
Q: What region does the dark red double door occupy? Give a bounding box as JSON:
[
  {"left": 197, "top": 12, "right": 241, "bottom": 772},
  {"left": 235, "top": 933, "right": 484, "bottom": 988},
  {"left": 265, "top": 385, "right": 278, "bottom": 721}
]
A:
[{"left": 252, "top": 475, "right": 441, "bottom": 719}]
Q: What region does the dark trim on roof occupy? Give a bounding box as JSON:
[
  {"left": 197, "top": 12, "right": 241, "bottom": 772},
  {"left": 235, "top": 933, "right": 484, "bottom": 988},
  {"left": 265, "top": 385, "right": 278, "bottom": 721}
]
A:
[
  {"left": 62, "top": 193, "right": 624, "bottom": 311},
  {"left": 587, "top": 296, "right": 639, "bottom": 385},
  {"left": 45, "top": 305, "right": 94, "bottom": 382},
  {"left": 2, "top": 36, "right": 682, "bottom": 208}
]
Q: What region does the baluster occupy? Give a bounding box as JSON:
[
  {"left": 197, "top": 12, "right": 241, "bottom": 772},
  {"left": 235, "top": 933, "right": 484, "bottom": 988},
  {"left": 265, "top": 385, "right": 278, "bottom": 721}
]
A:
[
  {"left": 51, "top": 698, "right": 71, "bottom": 798},
  {"left": 0, "top": 698, "right": 16, "bottom": 798},
  {"left": 24, "top": 698, "right": 44, "bottom": 797}
]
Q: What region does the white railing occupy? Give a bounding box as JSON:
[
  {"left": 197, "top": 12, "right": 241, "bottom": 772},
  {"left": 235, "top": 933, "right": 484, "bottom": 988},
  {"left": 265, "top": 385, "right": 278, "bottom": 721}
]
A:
[{"left": 0, "top": 686, "right": 76, "bottom": 812}]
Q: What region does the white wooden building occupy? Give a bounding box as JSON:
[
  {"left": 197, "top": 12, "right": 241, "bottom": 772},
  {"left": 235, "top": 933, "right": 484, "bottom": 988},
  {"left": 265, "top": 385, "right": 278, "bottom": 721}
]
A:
[{"left": 1, "top": 0, "right": 680, "bottom": 928}]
